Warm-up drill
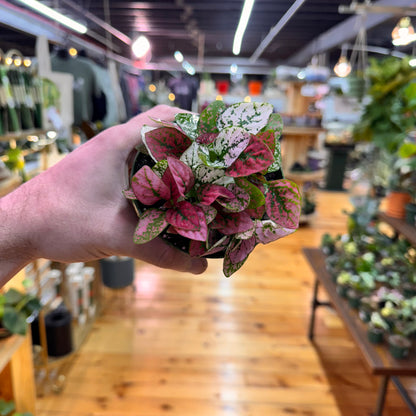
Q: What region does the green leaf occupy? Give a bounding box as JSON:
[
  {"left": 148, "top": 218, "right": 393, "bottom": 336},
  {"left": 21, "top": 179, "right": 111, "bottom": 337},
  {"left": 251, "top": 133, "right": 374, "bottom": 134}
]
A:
[
  {"left": 267, "top": 141, "right": 282, "bottom": 173},
  {"left": 175, "top": 113, "right": 200, "bottom": 140},
  {"left": 398, "top": 142, "right": 416, "bottom": 158},
  {"left": 261, "top": 113, "right": 283, "bottom": 140},
  {"left": 4, "top": 288, "right": 24, "bottom": 305},
  {"left": 235, "top": 177, "right": 265, "bottom": 209},
  {"left": 0, "top": 399, "right": 15, "bottom": 416},
  {"left": 3, "top": 306, "right": 27, "bottom": 335},
  {"left": 198, "top": 100, "right": 226, "bottom": 134}
]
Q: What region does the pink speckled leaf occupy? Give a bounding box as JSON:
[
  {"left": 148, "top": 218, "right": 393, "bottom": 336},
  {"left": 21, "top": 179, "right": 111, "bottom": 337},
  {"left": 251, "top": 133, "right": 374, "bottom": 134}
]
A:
[
  {"left": 173, "top": 204, "right": 208, "bottom": 242},
  {"left": 144, "top": 127, "right": 192, "bottom": 161},
  {"left": 132, "top": 166, "right": 170, "bottom": 205},
  {"left": 228, "top": 236, "right": 256, "bottom": 264},
  {"left": 265, "top": 179, "right": 301, "bottom": 229},
  {"left": 189, "top": 234, "right": 230, "bottom": 257},
  {"left": 254, "top": 220, "right": 296, "bottom": 244},
  {"left": 166, "top": 200, "right": 201, "bottom": 231},
  {"left": 226, "top": 136, "right": 274, "bottom": 177},
  {"left": 255, "top": 130, "right": 275, "bottom": 154},
  {"left": 198, "top": 100, "right": 226, "bottom": 134},
  {"left": 196, "top": 133, "right": 218, "bottom": 144},
  {"left": 122, "top": 188, "right": 137, "bottom": 200},
  {"left": 196, "top": 203, "right": 217, "bottom": 224},
  {"left": 213, "top": 211, "right": 253, "bottom": 235},
  {"left": 134, "top": 209, "right": 168, "bottom": 244},
  {"left": 223, "top": 236, "right": 255, "bottom": 277},
  {"left": 217, "top": 184, "right": 250, "bottom": 212},
  {"left": 244, "top": 206, "right": 266, "bottom": 219},
  {"left": 167, "top": 156, "right": 195, "bottom": 197},
  {"left": 197, "top": 184, "right": 235, "bottom": 205}
]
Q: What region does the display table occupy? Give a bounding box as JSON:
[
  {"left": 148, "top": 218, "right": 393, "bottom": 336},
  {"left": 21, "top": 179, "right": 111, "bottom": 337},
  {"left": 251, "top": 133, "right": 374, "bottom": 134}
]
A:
[
  {"left": 303, "top": 247, "right": 416, "bottom": 416},
  {"left": 0, "top": 332, "right": 36, "bottom": 414}
]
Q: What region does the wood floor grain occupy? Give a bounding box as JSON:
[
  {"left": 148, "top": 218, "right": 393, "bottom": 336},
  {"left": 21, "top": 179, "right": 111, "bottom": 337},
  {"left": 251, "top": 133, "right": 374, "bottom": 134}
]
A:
[{"left": 36, "top": 191, "right": 414, "bottom": 416}]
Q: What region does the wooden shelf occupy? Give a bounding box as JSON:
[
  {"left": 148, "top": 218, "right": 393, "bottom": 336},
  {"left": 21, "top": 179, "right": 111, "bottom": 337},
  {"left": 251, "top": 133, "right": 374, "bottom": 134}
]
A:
[
  {"left": 0, "top": 335, "right": 25, "bottom": 373},
  {"left": 0, "top": 129, "right": 49, "bottom": 143},
  {"left": 283, "top": 125, "right": 325, "bottom": 136},
  {"left": 0, "top": 174, "right": 22, "bottom": 197},
  {"left": 286, "top": 169, "right": 326, "bottom": 183},
  {"left": 379, "top": 212, "right": 416, "bottom": 247}
]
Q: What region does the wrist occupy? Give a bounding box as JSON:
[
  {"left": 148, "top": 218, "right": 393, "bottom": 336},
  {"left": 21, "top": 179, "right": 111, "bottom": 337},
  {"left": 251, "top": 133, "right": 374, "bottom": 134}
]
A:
[{"left": 0, "top": 182, "right": 39, "bottom": 286}]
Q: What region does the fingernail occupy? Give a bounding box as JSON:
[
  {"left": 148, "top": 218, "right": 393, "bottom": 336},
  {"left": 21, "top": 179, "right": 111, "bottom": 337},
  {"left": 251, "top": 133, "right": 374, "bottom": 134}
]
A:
[{"left": 190, "top": 258, "right": 208, "bottom": 274}]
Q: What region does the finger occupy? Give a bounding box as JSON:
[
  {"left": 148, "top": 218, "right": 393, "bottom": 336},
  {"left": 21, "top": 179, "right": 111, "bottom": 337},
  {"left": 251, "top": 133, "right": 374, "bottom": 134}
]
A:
[{"left": 129, "top": 238, "right": 208, "bottom": 275}]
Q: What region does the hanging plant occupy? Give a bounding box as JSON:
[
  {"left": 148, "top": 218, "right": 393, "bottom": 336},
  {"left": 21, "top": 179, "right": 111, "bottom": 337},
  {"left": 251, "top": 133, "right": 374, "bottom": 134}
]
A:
[{"left": 124, "top": 101, "right": 302, "bottom": 276}]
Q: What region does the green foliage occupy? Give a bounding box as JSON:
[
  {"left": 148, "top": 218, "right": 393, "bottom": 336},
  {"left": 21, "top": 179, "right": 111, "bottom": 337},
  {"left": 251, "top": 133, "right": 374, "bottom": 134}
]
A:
[
  {"left": 353, "top": 56, "right": 416, "bottom": 154},
  {"left": 0, "top": 399, "right": 33, "bottom": 416},
  {"left": 0, "top": 288, "right": 41, "bottom": 335}
]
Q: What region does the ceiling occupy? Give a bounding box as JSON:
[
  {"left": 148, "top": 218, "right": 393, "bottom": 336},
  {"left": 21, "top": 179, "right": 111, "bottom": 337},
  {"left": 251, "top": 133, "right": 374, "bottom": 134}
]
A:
[{"left": 1, "top": 0, "right": 416, "bottom": 74}]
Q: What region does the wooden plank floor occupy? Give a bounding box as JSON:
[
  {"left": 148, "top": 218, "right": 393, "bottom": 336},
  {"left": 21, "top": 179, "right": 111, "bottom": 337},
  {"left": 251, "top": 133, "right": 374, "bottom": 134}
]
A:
[{"left": 36, "top": 191, "right": 415, "bottom": 416}]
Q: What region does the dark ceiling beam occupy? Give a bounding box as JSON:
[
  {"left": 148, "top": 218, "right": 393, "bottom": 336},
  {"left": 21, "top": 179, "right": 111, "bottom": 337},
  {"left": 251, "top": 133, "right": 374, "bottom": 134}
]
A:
[{"left": 286, "top": 0, "right": 416, "bottom": 66}]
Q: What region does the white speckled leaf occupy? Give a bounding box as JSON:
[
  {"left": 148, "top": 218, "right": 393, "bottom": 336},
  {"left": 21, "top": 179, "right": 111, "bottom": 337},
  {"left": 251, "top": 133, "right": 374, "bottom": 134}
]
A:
[
  {"left": 267, "top": 141, "right": 282, "bottom": 173},
  {"left": 175, "top": 113, "right": 200, "bottom": 140},
  {"left": 212, "top": 126, "right": 251, "bottom": 167},
  {"left": 217, "top": 102, "right": 274, "bottom": 134}
]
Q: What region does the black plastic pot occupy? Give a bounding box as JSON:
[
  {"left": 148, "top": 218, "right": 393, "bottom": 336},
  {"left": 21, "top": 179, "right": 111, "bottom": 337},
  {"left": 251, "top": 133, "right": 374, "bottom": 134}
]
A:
[
  {"left": 100, "top": 257, "right": 134, "bottom": 289},
  {"left": 405, "top": 202, "right": 416, "bottom": 226},
  {"left": 388, "top": 335, "right": 412, "bottom": 360}
]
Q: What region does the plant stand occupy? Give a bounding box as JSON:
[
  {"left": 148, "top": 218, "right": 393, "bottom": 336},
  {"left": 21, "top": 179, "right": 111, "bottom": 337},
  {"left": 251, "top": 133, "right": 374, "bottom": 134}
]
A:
[{"left": 304, "top": 247, "right": 416, "bottom": 416}]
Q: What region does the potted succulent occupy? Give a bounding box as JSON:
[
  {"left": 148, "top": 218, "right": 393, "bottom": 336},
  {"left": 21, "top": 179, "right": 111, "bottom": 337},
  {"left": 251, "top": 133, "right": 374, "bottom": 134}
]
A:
[
  {"left": 124, "top": 101, "right": 301, "bottom": 276},
  {"left": 0, "top": 288, "right": 41, "bottom": 337}
]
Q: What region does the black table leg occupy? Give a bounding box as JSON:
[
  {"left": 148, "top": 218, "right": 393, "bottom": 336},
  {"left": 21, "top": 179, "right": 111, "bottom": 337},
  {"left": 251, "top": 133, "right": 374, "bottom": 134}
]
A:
[
  {"left": 308, "top": 278, "right": 320, "bottom": 341},
  {"left": 374, "top": 376, "right": 389, "bottom": 416}
]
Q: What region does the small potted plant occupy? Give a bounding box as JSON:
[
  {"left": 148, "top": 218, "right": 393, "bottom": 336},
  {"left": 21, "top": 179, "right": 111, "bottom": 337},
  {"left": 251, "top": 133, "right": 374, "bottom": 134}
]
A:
[
  {"left": 367, "top": 312, "right": 389, "bottom": 344},
  {"left": 388, "top": 334, "right": 412, "bottom": 360},
  {"left": 124, "top": 101, "right": 302, "bottom": 277},
  {"left": 0, "top": 288, "right": 41, "bottom": 337}
]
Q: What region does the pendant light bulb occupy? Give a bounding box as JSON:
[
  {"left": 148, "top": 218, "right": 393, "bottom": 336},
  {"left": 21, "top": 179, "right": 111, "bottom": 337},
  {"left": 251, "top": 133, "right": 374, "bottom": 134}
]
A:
[
  {"left": 334, "top": 56, "right": 351, "bottom": 78},
  {"left": 132, "top": 35, "right": 151, "bottom": 59}
]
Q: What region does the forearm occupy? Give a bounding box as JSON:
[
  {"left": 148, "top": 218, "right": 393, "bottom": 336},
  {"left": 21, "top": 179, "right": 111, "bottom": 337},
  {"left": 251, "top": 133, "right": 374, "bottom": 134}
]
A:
[{"left": 0, "top": 182, "right": 39, "bottom": 286}]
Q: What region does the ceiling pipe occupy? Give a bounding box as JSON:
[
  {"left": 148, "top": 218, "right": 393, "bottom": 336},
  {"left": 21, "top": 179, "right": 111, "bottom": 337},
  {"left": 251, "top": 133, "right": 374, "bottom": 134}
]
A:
[
  {"left": 250, "top": 0, "right": 307, "bottom": 63},
  {"left": 59, "top": 0, "right": 132, "bottom": 45},
  {"left": 287, "top": 0, "right": 416, "bottom": 66},
  {"left": 339, "top": 3, "right": 416, "bottom": 17}
]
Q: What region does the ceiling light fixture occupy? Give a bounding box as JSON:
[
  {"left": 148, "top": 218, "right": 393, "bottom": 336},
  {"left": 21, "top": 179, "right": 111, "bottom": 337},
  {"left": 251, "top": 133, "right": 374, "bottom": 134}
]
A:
[
  {"left": 174, "top": 50, "right": 184, "bottom": 63},
  {"left": 392, "top": 17, "right": 416, "bottom": 46},
  {"left": 15, "top": 0, "right": 87, "bottom": 34},
  {"left": 233, "top": 0, "right": 255, "bottom": 55},
  {"left": 333, "top": 44, "right": 351, "bottom": 78},
  {"left": 132, "top": 35, "right": 150, "bottom": 59}
]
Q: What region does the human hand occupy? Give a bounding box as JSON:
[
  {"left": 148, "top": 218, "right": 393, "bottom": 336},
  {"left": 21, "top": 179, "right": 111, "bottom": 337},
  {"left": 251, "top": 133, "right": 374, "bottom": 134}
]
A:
[{"left": 0, "top": 105, "right": 207, "bottom": 285}]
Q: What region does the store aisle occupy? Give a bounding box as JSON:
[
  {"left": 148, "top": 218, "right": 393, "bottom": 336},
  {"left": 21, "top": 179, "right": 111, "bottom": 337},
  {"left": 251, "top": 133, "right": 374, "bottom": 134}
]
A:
[{"left": 36, "top": 191, "right": 412, "bottom": 416}]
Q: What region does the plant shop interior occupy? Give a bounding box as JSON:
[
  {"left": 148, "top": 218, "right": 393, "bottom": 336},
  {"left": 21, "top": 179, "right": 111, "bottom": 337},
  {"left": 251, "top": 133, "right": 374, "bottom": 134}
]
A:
[{"left": 2, "top": 0, "right": 416, "bottom": 415}]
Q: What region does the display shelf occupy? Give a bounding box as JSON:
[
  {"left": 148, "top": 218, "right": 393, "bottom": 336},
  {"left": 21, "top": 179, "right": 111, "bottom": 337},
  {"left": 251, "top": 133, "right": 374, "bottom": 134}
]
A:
[
  {"left": 0, "top": 129, "right": 49, "bottom": 143},
  {"left": 286, "top": 169, "right": 326, "bottom": 184},
  {"left": 283, "top": 125, "right": 325, "bottom": 136},
  {"left": 304, "top": 247, "right": 416, "bottom": 416},
  {"left": 379, "top": 212, "right": 416, "bottom": 247},
  {"left": 0, "top": 174, "right": 22, "bottom": 198}
]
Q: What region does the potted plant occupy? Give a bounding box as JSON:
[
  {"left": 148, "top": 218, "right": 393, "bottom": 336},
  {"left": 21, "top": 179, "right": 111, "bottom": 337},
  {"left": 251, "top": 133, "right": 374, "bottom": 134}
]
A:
[
  {"left": 0, "top": 288, "right": 41, "bottom": 338},
  {"left": 124, "top": 101, "right": 302, "bottom": 277},
  {"left": 353, "top": 56, "right": 416, "bottom": 218},
  {"left": 367, "top": 312, "right": 389, "bottom": 344},
  {"left": 0, "top": 399, "right": 33, "bottom": 416},
  {"left": 388, "top": 334, "right": 412, "bottom": 359},
  {"left": 396, "top": 140, "right": 416, "bottom": 224}
]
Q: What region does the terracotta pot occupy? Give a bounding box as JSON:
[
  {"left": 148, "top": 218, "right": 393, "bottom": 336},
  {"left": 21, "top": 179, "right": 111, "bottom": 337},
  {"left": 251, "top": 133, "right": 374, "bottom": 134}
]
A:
[{"left": 385, "top": 191, "right": 411, "bottom": 219}]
